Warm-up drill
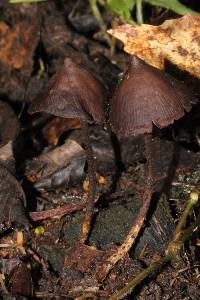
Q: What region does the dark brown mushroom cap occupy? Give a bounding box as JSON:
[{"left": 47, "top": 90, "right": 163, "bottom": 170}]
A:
[
  {"left": 28, "top": 58, "right": 106, "bottom": 123},
  {"left": 110, "top": 55, "right": 193, "bottom": 137}
]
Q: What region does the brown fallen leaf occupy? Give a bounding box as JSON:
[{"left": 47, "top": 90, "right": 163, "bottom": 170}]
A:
[
  {"left": 0, "top": 141, "right": 13, "bottom": 162},
  {"left": 83, "top": 173, "right": 105, "bottom": 191},
  {"left": 0, "top": 20, "right": 38, "bottom": 71},
  {"left": 108, "top": 14, "right": 200, "bottom": 79},
  {"left": 8, "top": 261, "right": 33, "bottom": 297},
  {"left": 29, "top": 202, "right": 84, "bottom": 221},
  {"left": 0, "top": 164, "right": 28, "bottom": 232},
  {"left": 25, "top": 139, "right": 86, "bottom": 189},
  {"left": 64, "top": 242, "right": 103, "bottom": 272},
  {"left": 0, "top": 101, "right": 19, "bottom": 148},
  {"left": 42, "top": 117, "right": 81, "bottom": 145},
  {"left": 62, "top": 242, "right": 116, "bottom": 297}
]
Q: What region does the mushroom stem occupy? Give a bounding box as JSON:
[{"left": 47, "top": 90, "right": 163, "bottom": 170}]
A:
[
  {"left": 99, "top": 134, "right": 154, "bottom": 278},
  {"left": 80, "top": 121, "right": 97, "bottom": 243}
]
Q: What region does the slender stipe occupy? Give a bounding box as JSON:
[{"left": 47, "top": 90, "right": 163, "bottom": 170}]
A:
[
  {"left": 98, "top": 134, "right": 154, "bottom": 278},
  {"left": 80, "top": 121, "right": 97, "bottom": 243}
]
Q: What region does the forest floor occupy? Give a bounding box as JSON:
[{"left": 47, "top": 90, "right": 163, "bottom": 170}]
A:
[{"left": 0, "top": 1, "right": 200, "bottom": 299}]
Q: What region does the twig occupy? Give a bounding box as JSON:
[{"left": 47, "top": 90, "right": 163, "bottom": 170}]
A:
[
  {"left": 27, "top": 248, "right": 49, "bottom": 271},
  {"left": 29, "top": 203, "right": 84, "bottom": 221},
  {"left": 171, "top": 182, "right": 198, "bottom": 189}
]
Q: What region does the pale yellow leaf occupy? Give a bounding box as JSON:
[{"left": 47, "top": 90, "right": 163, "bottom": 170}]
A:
[{"left": 108, "top": 14, "right": 200, "bottom": 79}]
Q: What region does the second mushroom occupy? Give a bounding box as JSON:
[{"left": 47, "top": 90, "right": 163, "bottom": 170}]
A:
[
  {"left": 106, "top": 55, "right": 195, "bottom": 272},
  {"left": 29, "top": 57, "right": 106, "bottom": 243}
]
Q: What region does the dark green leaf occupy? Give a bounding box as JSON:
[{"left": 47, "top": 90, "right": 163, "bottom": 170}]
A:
[
  {"left": 145, "top": 0, "right": 199, "bottom": 15},
  {"left": 106, "top": 0, "right": 136, "bottom": 22}
]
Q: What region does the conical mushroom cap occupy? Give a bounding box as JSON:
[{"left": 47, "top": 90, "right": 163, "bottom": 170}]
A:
[
  {"left": 110, "top": 55, "right": 193, "bottom": 137},
  {"left": 28, "top": 58, "right": 105, "bottom": 123}
]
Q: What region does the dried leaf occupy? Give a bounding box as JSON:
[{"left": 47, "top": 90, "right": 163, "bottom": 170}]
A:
[
  {"left": 64, "top": 242, "right": 103, "bottom": 272},
  {"left": 25, "top": 139, "right": 86, "bottom": 189},
  {"left": 0, "top": 101, "right": 19, "bottom": 147},
  {"left": 0, "top": 141, "right": 13, "bottom": 162},
  {"left": 0, "top": 164, "right": 28, "bottom": 232},
  {"left": 108, "top": 14, "right": 200, "bottom": 79},
  {"left": 8, "top": 262, "right": 33, "bottom": 296},
  {"left": 0, "top": 20, "right": 38, "bottom": 70},
  {"left": 42, "top": 117, "right": 81, "bottom": 145}
]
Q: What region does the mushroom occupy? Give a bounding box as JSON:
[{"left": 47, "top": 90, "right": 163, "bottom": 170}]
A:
[
  {"left": 110, "top": 55, "right": 192, "bottom": 136},
  {"left": 106, "top": 55, "right": 195, "bottom": 273},
  {"left": 28, "top": 57, "right": 106, "bottom": 243}
]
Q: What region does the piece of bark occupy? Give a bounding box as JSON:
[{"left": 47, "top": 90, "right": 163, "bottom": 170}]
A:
[
  {"left": 7, "top": 261, "right": 33, "bottom": 297},
  {"left": 0, "top": 164, "right": 28, "bottom": 232},
  {"left": 0, "top": 101, "right": 19, "bottom": 148},
  {"left": 108, "top": 14, "right": 200, "bottom": 79},
  {"left": 25, "top": 139, "right": 86, "bottom": 190},
  {"left": 0, "top": 18, "right": 39, "bottom": 101}
]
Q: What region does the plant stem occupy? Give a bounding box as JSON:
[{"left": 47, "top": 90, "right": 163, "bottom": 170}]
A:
[
  {"left": 181, "top": 212, "right": 200, "bottom": 244},
  {"left": 166, "top": 191, "right": 199, "bottom": 257},
  {"left": 9, "top": 0, "right": 46, "bottom": 3},
  {"left": 90, "top": 0, "right": 106, "bottom": 32},
  {"left": 80, "top": 121, "right": 96, "bottom": 243},
  {"left": 89, "top": 0, "right": 113, "bottom": 51},
  {"left": 136, "top": 0, "right": 143, "bottom": 24},
  {"left": 173, "top": 192, "right": 198, "bottom": 238},
  {"left": 109, "top": 256, "right": 169, "bottom": 300}
]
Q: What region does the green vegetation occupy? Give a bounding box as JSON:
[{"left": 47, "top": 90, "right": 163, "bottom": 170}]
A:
[
  {"left": 9, "top": 0, "right": 46, "bottom": 3},
  {"left": 9, "top": 0, "right": 199, "bottom": 51},
  {"left": 145, "top": 0, "right": 199, "bottom": 16},
  {"left": 106, "top": 0, "right": 136, "bottom": 23},
  {"left": 9, "top": 0, "right": 199, "bottom": 23},
  {"left": 103, "top": 0, "right": 199, "bottom": 24}
]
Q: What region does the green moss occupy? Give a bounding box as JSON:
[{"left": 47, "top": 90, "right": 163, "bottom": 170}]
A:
[
  {"left": 63, "top": 213, "right": 83, "bottom": 247},
  {"left": 171, "top": 170, "right": 200, "bottom": 199},
  {"left": 89, "top": 200, "right": 141, "bottom": 248}
]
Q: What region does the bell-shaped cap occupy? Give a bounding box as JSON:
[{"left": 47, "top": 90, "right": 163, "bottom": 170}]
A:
[
  {"left": 110, "top": 55, "right": 194, "bottom": 136},
  {"left": 28, "top": 58, "right": 106, "bottom": 123}
]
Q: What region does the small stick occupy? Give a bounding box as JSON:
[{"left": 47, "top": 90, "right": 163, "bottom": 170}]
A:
[
  {"left": 80, "top": 121, "right": 97, "bottom": 243},
  {"left": 89, "top": 0, "right": 113, "bottom": 50},
  {"left": 27, "top": 248, "right": 49, "bottom": 271},
  {"left": 29, "top": 203, "right": 84, "bottom": 221}
]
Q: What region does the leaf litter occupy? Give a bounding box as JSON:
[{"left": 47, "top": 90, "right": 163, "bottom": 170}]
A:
[{"left": 0, "top": 2, "right": 200, "bottom": 299}]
